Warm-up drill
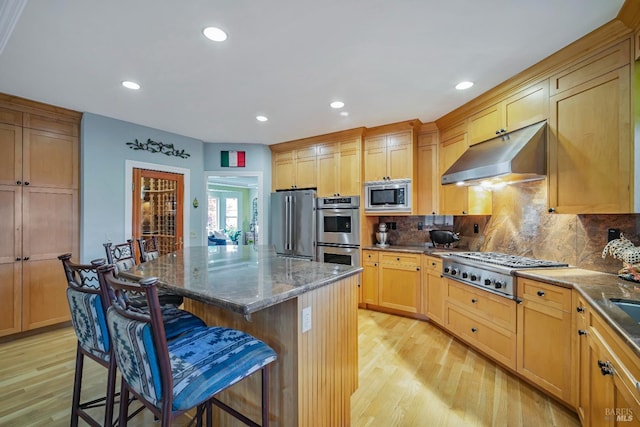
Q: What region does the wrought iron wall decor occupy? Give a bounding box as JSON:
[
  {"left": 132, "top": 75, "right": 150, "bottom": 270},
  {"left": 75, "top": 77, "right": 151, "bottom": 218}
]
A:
[{"left": 126, "top": 138, "right": 190, "bottom": 158}]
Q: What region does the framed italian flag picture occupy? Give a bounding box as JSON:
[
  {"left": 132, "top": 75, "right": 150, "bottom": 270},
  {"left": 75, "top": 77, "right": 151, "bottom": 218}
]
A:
[{"left": 221, "top": 150, "right": 246, "bottom": 167}]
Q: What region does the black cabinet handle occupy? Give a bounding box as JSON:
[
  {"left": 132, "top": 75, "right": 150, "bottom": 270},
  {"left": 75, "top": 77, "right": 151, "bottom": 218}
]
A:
[
  {"left": 471, "top": 327, "right": 478, "bottom": 333},
  {"left": 578, "top": 330, "right": 587, "bottom": 336},
  {"left": 16, "top": 180, "right": 21, "bottom": 185},
  {"left": 576, "top": 307, "right": 585, "bottom": 313},
  {"left": 416, "top": 267, "right": 420, "bottom": 271},
  {"left": 24, "top": 181, "right": 30, "bottom": 186},
  {"left": 15, "top": 257, "right": 21, "bottom": 261},
  {"left": 537, "top": 290, "right": 545, "bottom": 297},
  {"left": 548, "top": 208, "right": 556, "bottom": 213},
  {"left": 471, "top": 298, "right": 478, "bottom": 304},
  {"left": 23, "top": 256, "right": 30, "bottom": 261},
  {"left": 462, "top": 211, "right": 467, "bottom": 215},
  {"left": 396, "top": 257, "right": 400, "bottom": 261},
  {"left": 431, "top": 262, "right": 436, "bottom": 266}
]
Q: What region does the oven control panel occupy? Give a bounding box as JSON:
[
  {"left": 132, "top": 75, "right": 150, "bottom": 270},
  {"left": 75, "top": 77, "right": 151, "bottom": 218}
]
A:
[{"left": 442, "top": 260, "right": 515, "bottom": 299}]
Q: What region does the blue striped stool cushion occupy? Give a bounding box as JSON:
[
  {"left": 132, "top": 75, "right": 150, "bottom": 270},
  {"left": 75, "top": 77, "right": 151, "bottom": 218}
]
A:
[
  {"left": 106, "top": 309, "right": 276, "bottom": 412},
  {"left": 168, "top": 327, "right": 277, "bottom": 411},
  {"left": 158, "top": 306, "right": 206, "bottom": 340},
  {"left": 67, "top": 288, "right": 110, "bottom": 361}
]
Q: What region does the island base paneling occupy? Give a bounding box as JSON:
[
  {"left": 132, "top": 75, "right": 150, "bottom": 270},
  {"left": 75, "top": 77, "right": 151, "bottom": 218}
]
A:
[{"left": 185, "top": 274, "right": 359, "bottom": 427}]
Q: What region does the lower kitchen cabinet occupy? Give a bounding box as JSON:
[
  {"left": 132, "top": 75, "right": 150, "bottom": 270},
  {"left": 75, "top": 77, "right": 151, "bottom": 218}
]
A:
[
  {"left": 361, "top": 250, "right": 421, "bottom": 315},
  {"left": 421, "top": 255, "right": 444, "bottom": 325},
  {"left": 516, "top": 278, "right": 573, "bottom": 405},
  {"left": 378, "top": 253, "right": 421, "bottom": 313},
  {"left": 445, "top": 278, "right": 517, "bottom": 369},
  {"left": 580, "top": 295, "right": 640, "bottom": 427},
  {"left": 362, "top": 250, "right": 379, "bottom": 305}
]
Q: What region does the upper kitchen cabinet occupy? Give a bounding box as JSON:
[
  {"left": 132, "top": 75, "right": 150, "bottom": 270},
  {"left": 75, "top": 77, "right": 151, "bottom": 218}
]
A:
[
  {"left": 548, "top": 39, "right": 632, "bottom": 214},
  {"left": 467, "top": 81, "right": 549, "bottom": 146},
  {"left": 438, "top": 122, "right": 492, "bottom": 216},
  {"left": 272, "top": 145, "right": 317, "bottom": 190},
  {"left": 316, "top": 136, "right": 362, "bottom": 197},
  {"left": 363, "top": 120, "right": 420, "bottom": 182},
  {"left": 416, "top": 125, "right": 438, "bottom": 215}
]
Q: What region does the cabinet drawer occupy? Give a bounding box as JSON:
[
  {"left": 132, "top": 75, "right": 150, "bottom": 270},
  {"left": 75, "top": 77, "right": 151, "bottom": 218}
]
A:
[
  {"left": 448, "top": 280, "right": 516, "bottom": 332},
  {"left": 550, "top": 39, "right": 630, "bottom": 96},
  {"left": 362, "top": 250, "right": 379, "bottom": 262},
  {"left": 518, "top": 278, "right": 571, "bottom": 312},
  {"left": 445, "top": 303, "right": 516, "bottom": 369},
  {"left": 380, "top": 253, "right": 420, "bottom": 266},
  {"left": 423, "top": 256, "right": 442, "bottom": 273}
]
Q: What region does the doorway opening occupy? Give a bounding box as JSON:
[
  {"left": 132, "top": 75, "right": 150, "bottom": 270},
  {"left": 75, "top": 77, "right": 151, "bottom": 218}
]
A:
[
  {"left": 205, "top": 172, "right": 263, "bottom": 246},
  {"left": 132, "top": 168, "right": 184, "bottom": 255}
]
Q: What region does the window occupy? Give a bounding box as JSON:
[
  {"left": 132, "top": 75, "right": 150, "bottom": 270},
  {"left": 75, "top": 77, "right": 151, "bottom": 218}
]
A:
[
  {"left": 225, "top": 197, "right": 238, "bottom": 229},
  {"left": 207, "top": 197, "right": 219, "bottom": 234}
]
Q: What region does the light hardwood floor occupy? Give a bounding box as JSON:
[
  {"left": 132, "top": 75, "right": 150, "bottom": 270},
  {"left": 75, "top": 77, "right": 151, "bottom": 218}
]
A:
[{"left": 0, "top": 309, "right": 580, "bottom": 426}]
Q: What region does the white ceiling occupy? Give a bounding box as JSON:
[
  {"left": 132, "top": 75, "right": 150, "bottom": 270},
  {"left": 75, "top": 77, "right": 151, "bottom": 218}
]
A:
[{"left": 0, "top": 0, "right": 625, "bottom": 145}]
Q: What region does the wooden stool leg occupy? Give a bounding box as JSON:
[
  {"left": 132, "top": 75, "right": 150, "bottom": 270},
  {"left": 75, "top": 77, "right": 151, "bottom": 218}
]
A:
[{"left": 262, "top": 366, "right": 270, "bottom": 427}]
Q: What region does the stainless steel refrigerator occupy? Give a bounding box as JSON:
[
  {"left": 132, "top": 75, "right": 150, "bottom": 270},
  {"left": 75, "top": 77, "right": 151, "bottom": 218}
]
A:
[{"left": 270, "top": 189, "right": 316, "bottom": 260}]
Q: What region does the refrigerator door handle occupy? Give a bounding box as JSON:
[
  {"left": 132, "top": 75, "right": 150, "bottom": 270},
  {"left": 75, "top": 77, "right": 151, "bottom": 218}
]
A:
[{"left": 285, "top": 195, "right": 292, "bottom": 250}]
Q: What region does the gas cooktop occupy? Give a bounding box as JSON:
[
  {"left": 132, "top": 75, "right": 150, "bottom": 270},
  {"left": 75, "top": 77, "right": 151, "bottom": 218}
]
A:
[{"left": 452, "top": 252, "right": 569, "bottom": 269}]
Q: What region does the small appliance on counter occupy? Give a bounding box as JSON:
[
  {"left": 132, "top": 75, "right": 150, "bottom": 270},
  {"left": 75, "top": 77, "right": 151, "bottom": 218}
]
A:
[
  {"left": 429, "top": 230, "right": 459, "bottom": 248},
  {"left": 376, "top": 223, "right": 389, "bottom": 248}
]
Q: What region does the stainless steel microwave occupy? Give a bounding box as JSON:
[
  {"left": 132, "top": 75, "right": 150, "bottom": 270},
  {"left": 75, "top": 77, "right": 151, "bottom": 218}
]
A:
[{"left": 364, "top": 179, "right": 411, "bottom": 213}]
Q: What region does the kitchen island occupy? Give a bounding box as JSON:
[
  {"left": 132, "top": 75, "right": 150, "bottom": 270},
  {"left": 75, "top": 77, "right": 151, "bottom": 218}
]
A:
[{"left": 120, "top": 245, "right": 362, "bottom": 427}]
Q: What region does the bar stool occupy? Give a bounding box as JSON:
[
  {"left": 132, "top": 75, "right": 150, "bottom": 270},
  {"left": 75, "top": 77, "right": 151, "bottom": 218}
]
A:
[
  {"left": 58, "top": 254, "right": 117, "bottom": 427},
  {"left": 137, "top": 235, "right": 160, "bottom": 263},
  {"left": 104, "top": 239, "right": 183, "bottom": 307},
  {"left": 97, "top": 264, "right": 277, "bottom": 427}
]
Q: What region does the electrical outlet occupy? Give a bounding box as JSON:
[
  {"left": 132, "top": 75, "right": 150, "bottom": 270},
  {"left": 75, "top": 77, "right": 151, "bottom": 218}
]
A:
[
  {"left": 302, "top": 306, "right": 312, "bottom": 333},
  {"left": 390, "top": 222, "right": 397, "bottom": 230},
  {"left": 474, "top": 223, "right": 479, "bottom": 234},
  {"left": 417, "top": 222, "right": 423, "bottom": 230},
  {"left": 608, "top": 228, "right": 621, "bottom": 242}
]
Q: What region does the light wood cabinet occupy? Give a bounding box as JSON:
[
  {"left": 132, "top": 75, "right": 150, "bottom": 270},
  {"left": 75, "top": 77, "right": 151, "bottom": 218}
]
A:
[
  {"left": 548, "top": 40, "right": 632, "bottom": 214},
  {"left": 578, "top": 292, "right": 640, "bottom": 427},
  {"left": 467, "top": 81, "right": 549, "bottom": 146},
  {"left": 362, "top": 250, "right": 379, "bottom": 305},
  {"left": 576, "top": 293, "right": 590, "bottom": 425},
  {"left": 272, "top": 146, "right": 317, "bottom": 190},
  {"left": 363, "top": 130, "right": 414, "bottom": 182},
  {"left": 316, "top": 138, "right": 361, "bottom": 197},
  {"left": 378, "top": 252, "right": 421, "bottom": 313},
  {"left": 362, "top": 250, "right": 421, "bottom": 315},
  {"left": 421, "top": 255, "right": 445, "bottom": 325},
  {"left": 438, "top": 129, "right": 492, "bottom": 215},
  {"left": 516, "top": 278, "right": 573, "bottom": 404},
  {"left": 416, "top": 130, "right": 438, "bottom": 215},
  {"left": 444, "top": 278, "right": 517, "bottom": 369},
  {"left": 0, "top": 97, "right": 80, "bottom": 337}
]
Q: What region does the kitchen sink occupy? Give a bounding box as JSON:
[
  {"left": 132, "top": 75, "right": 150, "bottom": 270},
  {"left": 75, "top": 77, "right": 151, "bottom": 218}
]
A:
[{"left": 610, "top": 298, "right": 640, "bottom": 323}]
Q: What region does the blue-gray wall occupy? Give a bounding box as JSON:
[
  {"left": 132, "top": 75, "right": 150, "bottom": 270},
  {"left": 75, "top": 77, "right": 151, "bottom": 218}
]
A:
[{"left": 80, "top": 113, "right": 273, "bottom": 262}]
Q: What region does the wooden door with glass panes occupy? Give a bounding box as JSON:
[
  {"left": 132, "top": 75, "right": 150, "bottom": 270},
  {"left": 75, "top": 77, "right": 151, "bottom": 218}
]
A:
[{"left": 133, "top": 168, "right": 184, "bottom": 256}]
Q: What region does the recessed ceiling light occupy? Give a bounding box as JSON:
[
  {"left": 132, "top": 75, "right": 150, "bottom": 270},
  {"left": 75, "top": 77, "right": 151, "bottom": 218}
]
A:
[
  {"left": 455, "top": 81, "right": 474, "bottom": 90},
  {"left": 340, "top": 111, "right": 349, "bottom": 117},
  {"left": 203, "top": 27, "right": 228, "bottom": 42},
  {"left": 122, "top": 80, "right": 140, "bottom": 90},
  {"left": 330, "top": 101, "right": 344, "bottom": 109},
  {"left": 256, "top": 115, "right": 268, "bottom": 122}
]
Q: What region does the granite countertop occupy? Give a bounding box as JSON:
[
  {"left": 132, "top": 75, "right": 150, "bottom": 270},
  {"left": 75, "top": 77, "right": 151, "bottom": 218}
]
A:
[
  {"left": 119, "top": 245, "right": 362, "bottom": 318},
  {"left": 516, "top": 268, "right": 640, "bottom": 356},
  {"left": 361, "top": 244, "right": 463, "bottom": 256}
]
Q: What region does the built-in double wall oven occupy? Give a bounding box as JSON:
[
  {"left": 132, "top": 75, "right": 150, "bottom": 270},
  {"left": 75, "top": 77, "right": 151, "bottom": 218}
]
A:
[{"left": 316, "top": 196, "right": 360, "bottom": 267}]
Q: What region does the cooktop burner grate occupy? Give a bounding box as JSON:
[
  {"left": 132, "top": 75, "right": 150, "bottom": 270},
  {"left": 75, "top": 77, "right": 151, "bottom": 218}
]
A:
[{"left": 453, "top": 252, "right": 568, "bottom": 269}]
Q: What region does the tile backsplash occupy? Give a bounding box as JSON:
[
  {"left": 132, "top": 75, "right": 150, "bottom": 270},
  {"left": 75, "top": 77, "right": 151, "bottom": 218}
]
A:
[{"left": 377, "top": 180, "right": 640, "bottom": 274}]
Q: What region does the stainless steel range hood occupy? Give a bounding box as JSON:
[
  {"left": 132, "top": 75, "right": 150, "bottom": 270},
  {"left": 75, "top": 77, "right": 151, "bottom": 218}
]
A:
[{"left": 441, "top": 120, "right": 547, "bottom": 186}]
